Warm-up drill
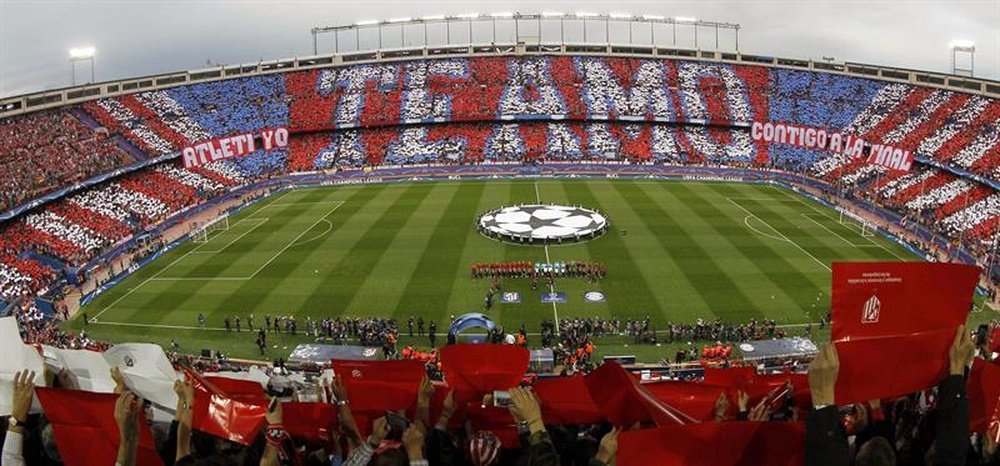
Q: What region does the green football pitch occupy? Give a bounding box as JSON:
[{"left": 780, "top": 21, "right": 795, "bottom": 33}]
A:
[{"left": 71, "top": 179, "right": 987, "bottom": 362}]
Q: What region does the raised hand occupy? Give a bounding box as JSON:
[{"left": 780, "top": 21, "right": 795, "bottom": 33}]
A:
[
  {"left": 111, "top": 367, "right": 126, "bottom": 394},
  {"left": 595, "top": 427, "right": 620, "bottom": 464},
  {"left": 266, "top": 397, "right": 283, "bottom": 425},
  {"left": 10, "top": 370, "right": 35, "bottom": 426},
  {"left": 369, "top": 416, "right": 390, "bottom": 447},
  {"left": 114, "top": 391, "right": 141, "bottom": 466},
  {"left": 713, "top": 391, "right": 729, "bottom": 421},
  {"left": 808, "top": 343, "right": 839, "bottom": 407},
  {"left": 509, "top": 387, "right": 544, "bottom": 433},
  {"left": 402, "top": 422, "right": 427, "bottom": 460},
  {"left": 950, "top": 324, "right": 975, "bottom": 376},
  {"left": 737, "top": 389, "right": 749, "bottom": 414}
]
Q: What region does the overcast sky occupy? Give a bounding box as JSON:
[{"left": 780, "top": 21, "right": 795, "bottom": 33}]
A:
[{"left": 0, "top": 0, "right": 998, "bottom": 98}]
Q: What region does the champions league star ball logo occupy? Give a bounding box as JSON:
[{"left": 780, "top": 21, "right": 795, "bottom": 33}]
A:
[{"left": 478, "top": 205, "right": 609, "bottom": 244}]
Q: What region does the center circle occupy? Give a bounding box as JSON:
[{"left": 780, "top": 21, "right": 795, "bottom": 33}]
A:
[{"left": 477, "top": 204, "right": 609, "bottom": 245}]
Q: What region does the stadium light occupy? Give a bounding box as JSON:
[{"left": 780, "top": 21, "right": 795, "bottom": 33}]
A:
[
  {"left": 674, "top": 16, "right": 697, "bottom": 23},
  {"left": 69, "top": 46, "right": 95, "bottom": 59},
  {"left": 387, "top": 17, "right": 411, "bottom": 23},
  {"left": 575, "top": 11, "right": 600, "bottom": 18},
  {"left": 609, "top": 12, "right": 632, "bottom": 20},
  {"left": 455, "top": 12, "right": 480, "bottom": 19},
  {"left": 950, "top": 40, "right": 976, "bottom": 76},
  {"left": 421, "top": 14, "right": 445, "bottom": 21},
  {"left": 490, "top": 11, "right": 514, "bottom": 18},
  {"left": 541, "top": 11, "right": 565, "bottom": 17},
  {"left": 642, "top": 14, "right": 665, "bottom": 21},
  {"left": 69, "top": 46, "right": 96, "bottom": 86},
  {"left": 949, "top": 40, "right": 975, "bottom": 49},
  {"left": 354, "top": 19, "right": 378, "bottom": 26}
]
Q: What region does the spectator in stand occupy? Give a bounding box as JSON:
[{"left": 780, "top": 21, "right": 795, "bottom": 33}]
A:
[{"left": 805, "top": 325, "right": 974, "bottom": 466}]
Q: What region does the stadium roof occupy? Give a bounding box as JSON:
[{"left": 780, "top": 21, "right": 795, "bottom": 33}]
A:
[{"left": 0, "top": 1, "right": 997, "bottom": 98}]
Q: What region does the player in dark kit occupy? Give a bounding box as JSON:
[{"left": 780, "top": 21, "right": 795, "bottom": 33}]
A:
[{"left": 256, "top": 328, "right": 267, "bottom": 355}]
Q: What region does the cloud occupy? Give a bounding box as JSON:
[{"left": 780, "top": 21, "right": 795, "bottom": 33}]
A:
[{"left": 0, "top": 0, "right": 997, "bottom": 97}]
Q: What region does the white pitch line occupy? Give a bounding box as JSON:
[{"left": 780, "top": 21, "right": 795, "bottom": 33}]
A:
[
  {"left": 743, "top": 215, "right": 787, "bottom": 242},
  {"left": 189, "top": 218, "right": 270, "bottom": 254},
  {"left": 245, "top": 201, "right": 344, "bottom": 279},
  {"left": 95, "top": 198, "right": 343, "bottom": 319},
  {"left": 728, "top": 198, "right": 832, "bottom": 272},
  {"left": 771, "top": 186, "right": 906, "bottom": 260},
  {"left": 92, "top": 240, "right": 210, "bottom": 320},
  {"left": 534, "top": 181, "right": 561, "bottom": 335},
  {"left": 148, "top": 277, "right": 251, "bottom": 282},
  {"left": 801, "top": 214, "right": 865, "bottom": 248},
  {"left": 289, "top": 219, "right": 333, "bottom": 248}
]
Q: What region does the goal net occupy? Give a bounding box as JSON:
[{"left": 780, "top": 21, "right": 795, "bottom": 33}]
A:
[
  {"left": 838, "top": 209, "right": 876, "bottom": 237},
  {"left": 191, "top": 214, "right": 230, "bottom": 244}
]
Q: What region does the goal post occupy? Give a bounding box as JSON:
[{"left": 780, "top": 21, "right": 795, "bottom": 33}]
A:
[
  {"left": 837, "top": 208, "right": 876, "bottom": 237},
  {"left": 191, "top": 214, "right": 230, "bottom": 244}
]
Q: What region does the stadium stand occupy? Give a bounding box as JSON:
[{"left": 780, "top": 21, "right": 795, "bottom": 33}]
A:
[
  {"left": 3, "top": 52, "right": 1000, "bottom": 465},
  {"left": 0, "top": 109, "right": 135, "bottom": 212}
]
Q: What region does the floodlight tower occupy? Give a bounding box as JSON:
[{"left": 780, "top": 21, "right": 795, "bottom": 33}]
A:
[
  {"left": 69, "top": 46, "right": 96, "bottom": 85},
  {"left": 950, "top": 40, "right": 975, "bottom": 77}
]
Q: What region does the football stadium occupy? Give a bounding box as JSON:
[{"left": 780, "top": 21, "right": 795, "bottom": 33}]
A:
[{"left": 1, "top": 2, "right": 1000, "bottom": 465}]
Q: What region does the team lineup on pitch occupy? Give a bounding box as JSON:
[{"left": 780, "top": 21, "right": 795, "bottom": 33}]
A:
[{"left": 73, "top": 178, "right": 928, "bottom": 359}]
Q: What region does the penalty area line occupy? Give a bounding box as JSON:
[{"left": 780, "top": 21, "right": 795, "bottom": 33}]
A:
[{"left": 728, "top": 198, "right": 831, "bottom": 272}]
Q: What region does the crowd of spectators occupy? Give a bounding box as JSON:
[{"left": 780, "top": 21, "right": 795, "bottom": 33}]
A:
[
  {"left": 291, "top": 121, "right": 758, "bottom": 169},
  {"left": 1, "top": 53, "right": 998, "bottom": 256},
  {"left": 8, "top": 299, "right": 109, "bottom": 352},
  {"left": 0, "top": 110, "right": 134, "bottom": 212},
  {"left": 0, "top": 315, "right": 991, "bottom": 466},
  {"left": 0, "top": 155, "right": 255, "bottom": 297}
]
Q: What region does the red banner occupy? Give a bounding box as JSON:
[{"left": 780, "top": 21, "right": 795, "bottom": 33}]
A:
[
  {"left": 439, "top": 344, "right": 529, "bottom": 405},
  {"left": 534, "top": 375, "right": 603, "bottom": 425},
  {"left": 281, "top": 402, "right": 338, "bottom": 443},
  {"left": 35, "top": 388, "right": 164, "bottom": 466},
  {"left": 617, "top": 421, "right": 805, "bottom": 466},
  {"left": 584, "top": 361, "right": 695, "bottom": 427},
  {"left": 831, "top": 262, "right": 979, "bottom": 404},
  {"left": 968, "top": 359, "right": 1000, "bottom": 433},
  {"left": 187, "top": 370, "right": 268, "bottom": 446},
  {"left": 181, "top": 127, "right": 288, "bottom": 168}
]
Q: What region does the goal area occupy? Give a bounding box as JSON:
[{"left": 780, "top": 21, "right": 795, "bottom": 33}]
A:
[
  {"left": 191, "top": 214, "right": 230, "bottom": 244},
  {"left": 837, "top": 208, "right": 877, "bottom": 237}
]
